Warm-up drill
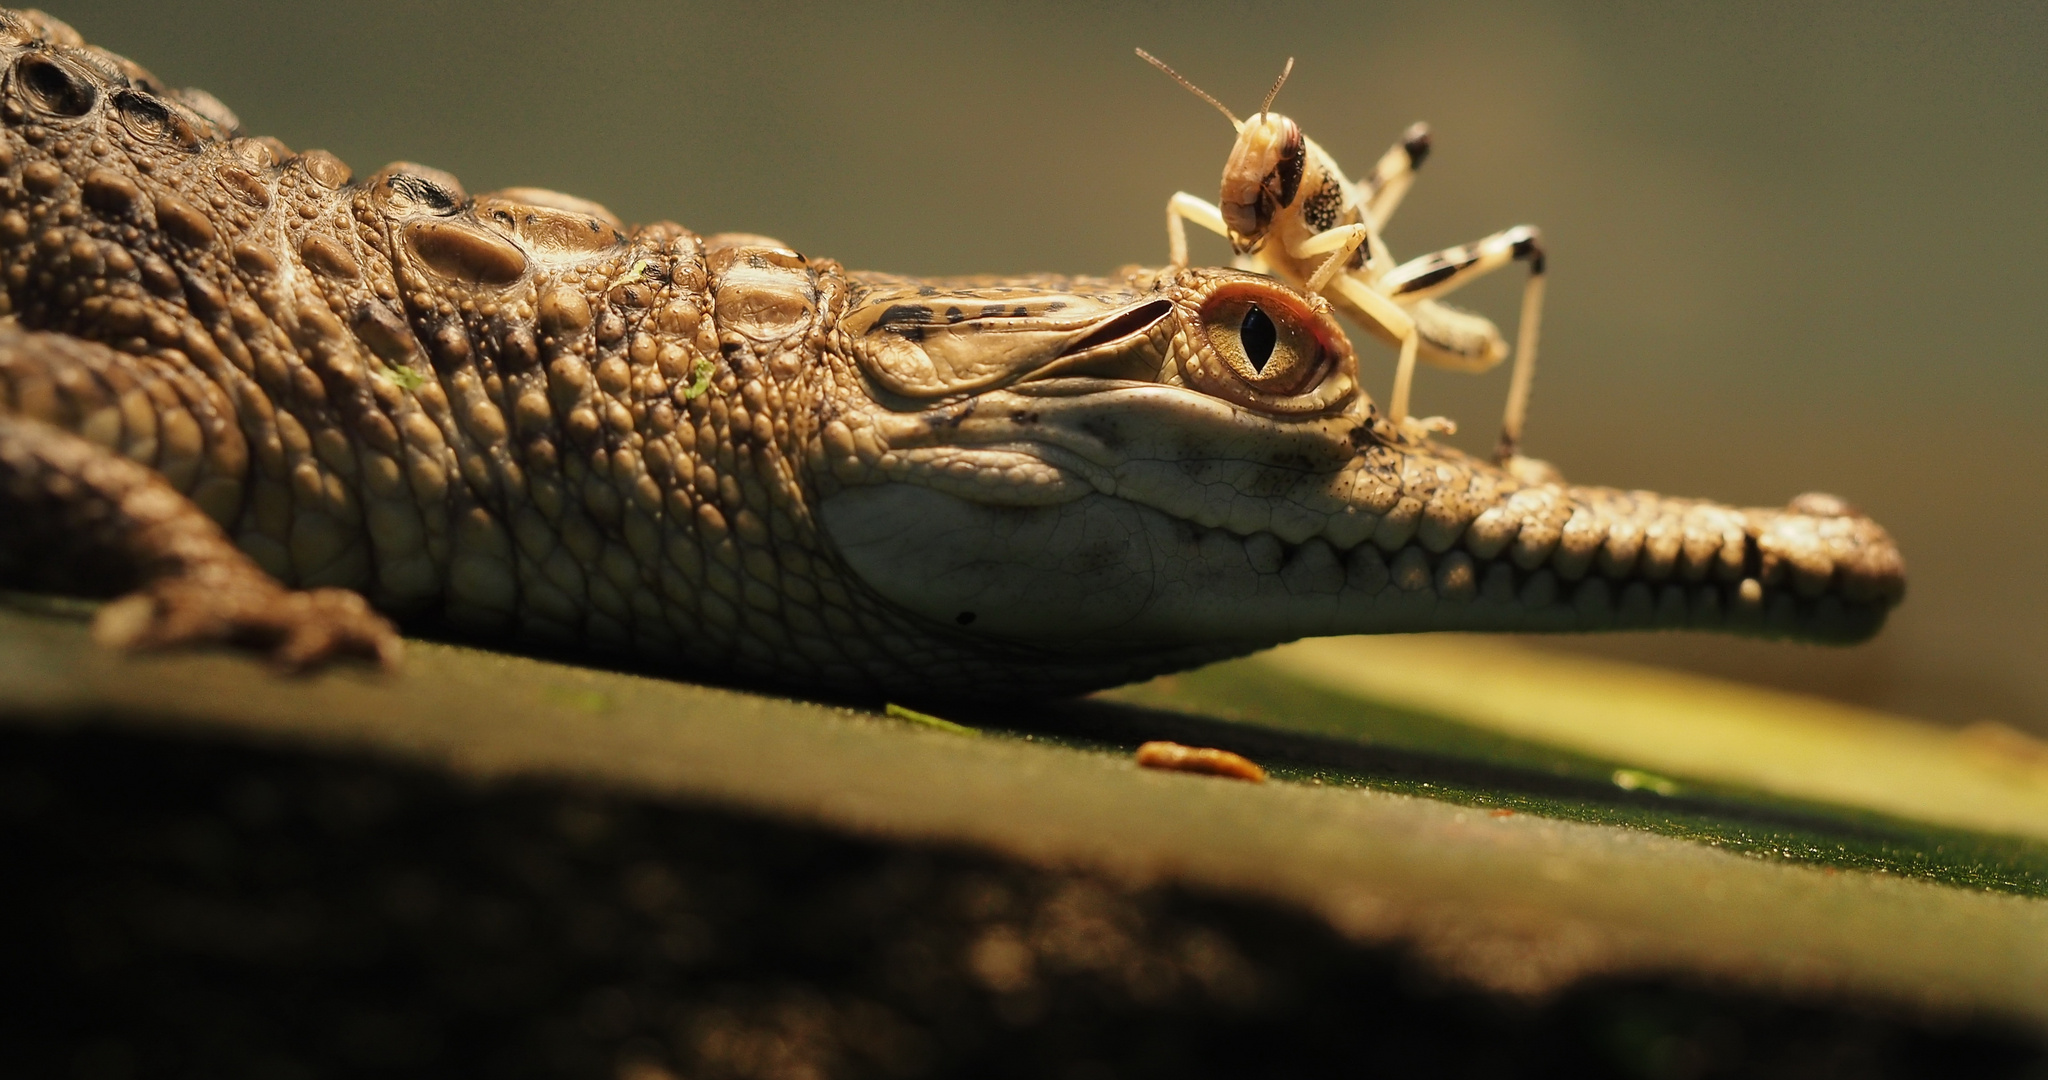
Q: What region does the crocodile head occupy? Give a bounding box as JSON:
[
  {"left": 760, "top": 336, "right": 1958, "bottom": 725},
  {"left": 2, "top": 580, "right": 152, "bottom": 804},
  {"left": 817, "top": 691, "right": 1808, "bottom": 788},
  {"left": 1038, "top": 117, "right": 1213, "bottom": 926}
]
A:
[{"left": 815, "top": 265, "right": 1904, "bottom": 694}]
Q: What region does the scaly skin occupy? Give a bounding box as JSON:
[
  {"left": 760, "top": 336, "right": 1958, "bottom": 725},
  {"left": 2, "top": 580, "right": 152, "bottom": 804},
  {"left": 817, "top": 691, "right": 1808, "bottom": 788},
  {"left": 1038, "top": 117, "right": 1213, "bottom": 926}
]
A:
[{"left": 0, "top": 10, "right": 1904, "bottom": 699}]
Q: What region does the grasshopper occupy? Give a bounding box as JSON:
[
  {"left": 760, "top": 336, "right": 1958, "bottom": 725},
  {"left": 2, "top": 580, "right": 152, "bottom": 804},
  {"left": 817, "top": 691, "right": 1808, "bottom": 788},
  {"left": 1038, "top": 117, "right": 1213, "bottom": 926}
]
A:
[{"left": 1139, "top": 49, "right": 1547, "bottom": 464}]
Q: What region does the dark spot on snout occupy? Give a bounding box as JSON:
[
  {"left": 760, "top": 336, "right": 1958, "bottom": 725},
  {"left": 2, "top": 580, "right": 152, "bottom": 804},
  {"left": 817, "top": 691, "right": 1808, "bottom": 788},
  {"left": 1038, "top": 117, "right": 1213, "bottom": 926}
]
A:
[
  {"left": 870, "top": 304, "right": 934, "bottom": 342},
  {"left": 927, "top": 400, "right": 979, "bottom": 430}
]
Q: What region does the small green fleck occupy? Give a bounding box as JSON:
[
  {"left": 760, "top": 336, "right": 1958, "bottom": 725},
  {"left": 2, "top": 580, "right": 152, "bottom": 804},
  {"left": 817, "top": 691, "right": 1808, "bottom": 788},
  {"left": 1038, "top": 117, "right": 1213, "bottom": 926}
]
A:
[
  {"left": 885, "top": 703, "right": 979, "bottom": 736},
  {"left": 615, "top": 258, "right": 653, "bottom": 287},
  {"left": 682, "top": 357, "right": 715, "bottom": 400},
  {"left": 384, "top": 363, "right": 426, "bottom": 392},
  {"left": 1612, "top": 768, "right": 1682, "bottom": 797}
]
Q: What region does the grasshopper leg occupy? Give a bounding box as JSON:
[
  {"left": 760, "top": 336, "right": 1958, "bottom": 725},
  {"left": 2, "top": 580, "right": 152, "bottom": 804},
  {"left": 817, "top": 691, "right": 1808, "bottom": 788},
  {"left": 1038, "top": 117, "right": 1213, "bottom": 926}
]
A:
[
  {"left": 1382, "top": 226, "right": 1546, "bottom": 461},
  {"left": 1294, "top": 223, "right": 1369, "bottom": 293},
  {"left": 1327, "top": 274, "right": 1422, "bottom": 427},
  {"left": 1166, "top": 191, "right": 1229, "bottom": 267},
  {"left": 1360, "top": 121, "right": 1432, "bottom": 230}
]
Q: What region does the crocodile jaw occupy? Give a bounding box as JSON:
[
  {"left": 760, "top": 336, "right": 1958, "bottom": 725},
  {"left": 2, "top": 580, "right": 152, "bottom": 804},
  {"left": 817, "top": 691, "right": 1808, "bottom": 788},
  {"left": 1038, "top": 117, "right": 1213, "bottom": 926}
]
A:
[
  {"left": 824, "top": 484, "right": 1897, "bottom": 648},
  {"left": 819, "top": 383, "right": 1905, "bottom": 660}
]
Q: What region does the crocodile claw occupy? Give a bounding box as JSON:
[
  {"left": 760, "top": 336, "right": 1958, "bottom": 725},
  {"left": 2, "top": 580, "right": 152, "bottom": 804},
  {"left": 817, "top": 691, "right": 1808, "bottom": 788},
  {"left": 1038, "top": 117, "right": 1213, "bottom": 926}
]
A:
[{"left": 93, "top": 581, "right": 402, "bottom": 673}]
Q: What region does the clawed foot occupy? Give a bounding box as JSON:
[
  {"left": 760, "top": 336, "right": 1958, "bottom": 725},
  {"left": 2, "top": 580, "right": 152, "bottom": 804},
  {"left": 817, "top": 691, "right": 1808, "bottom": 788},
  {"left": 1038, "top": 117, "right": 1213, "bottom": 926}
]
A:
[
  {"left": 92, "top": 580, "right": 403, "bottom": 672},
  {"left": 1393, "top": 414, "right": 1458, "bottom": 442}
]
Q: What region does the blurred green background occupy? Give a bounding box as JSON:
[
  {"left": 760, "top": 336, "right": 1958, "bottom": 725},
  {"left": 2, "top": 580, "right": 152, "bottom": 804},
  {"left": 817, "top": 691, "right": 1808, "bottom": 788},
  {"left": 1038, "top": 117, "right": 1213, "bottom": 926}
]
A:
[{"left": 57, "top": 1, "right": 2048, "bottom": 733}]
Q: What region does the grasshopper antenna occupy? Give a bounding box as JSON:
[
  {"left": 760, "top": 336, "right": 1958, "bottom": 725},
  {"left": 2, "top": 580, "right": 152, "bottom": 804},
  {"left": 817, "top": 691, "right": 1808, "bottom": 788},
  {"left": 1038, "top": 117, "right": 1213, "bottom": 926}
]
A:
[
  {"left": 1136, "top": 48, "right": 1239, "bottom": 128},
  {"left": 1259, "top": 57, "right": 1295, "bottom": 118}
]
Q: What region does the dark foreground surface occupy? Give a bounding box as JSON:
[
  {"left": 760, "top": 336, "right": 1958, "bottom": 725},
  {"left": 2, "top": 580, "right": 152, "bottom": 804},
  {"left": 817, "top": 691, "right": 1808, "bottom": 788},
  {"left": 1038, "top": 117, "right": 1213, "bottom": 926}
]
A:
[{"left": 9, "top": 725, "right": 2046, "bottom": 1080}]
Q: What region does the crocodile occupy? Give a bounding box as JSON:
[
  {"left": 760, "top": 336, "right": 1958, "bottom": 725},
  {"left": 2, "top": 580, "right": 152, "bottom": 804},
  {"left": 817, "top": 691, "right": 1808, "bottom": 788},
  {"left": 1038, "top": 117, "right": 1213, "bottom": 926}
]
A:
[{"left": 0, "top": 9, "right": 1903, "bottom": 700}]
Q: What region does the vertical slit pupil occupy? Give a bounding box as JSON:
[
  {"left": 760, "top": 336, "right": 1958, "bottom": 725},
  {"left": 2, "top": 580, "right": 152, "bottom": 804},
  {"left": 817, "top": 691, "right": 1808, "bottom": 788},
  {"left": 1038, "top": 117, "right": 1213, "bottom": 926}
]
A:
[{"left": 1240, "top": 304, "right": 1277, "bottom": 373}]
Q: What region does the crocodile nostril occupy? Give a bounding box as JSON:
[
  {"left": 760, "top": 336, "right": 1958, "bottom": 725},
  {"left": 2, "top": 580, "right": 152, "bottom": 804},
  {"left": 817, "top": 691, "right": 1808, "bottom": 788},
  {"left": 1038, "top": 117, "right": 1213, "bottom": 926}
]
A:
[
  {"left": 1240, "top": 303, "right": 1276, "bottom": 373},
  {"left": 112, "top": 88, "right": 171, "bottom": 140},
  {"left": 17, "top": 54, "right": 97, "bottom": 118},
  {"left": 384, "top": 171, "right": 464, "bottom": 215}
]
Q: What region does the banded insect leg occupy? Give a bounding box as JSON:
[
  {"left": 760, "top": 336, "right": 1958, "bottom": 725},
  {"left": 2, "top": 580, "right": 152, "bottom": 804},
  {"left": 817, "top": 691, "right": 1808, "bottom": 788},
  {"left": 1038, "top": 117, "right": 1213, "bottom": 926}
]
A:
[
  {"left": 1359, "top": 122, "right": 1432, "bottom": 229},
  {"left": 1285, "top": 221, "right": 1427, "bottom": 425},
  {"left": 1381, "top": 226, "right": 1547, "bottom": 461}
]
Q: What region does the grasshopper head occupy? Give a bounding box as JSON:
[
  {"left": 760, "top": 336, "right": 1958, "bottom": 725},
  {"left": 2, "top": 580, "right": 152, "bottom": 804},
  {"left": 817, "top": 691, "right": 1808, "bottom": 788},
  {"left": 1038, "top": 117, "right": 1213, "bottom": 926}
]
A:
[{"left": 1220, "top": 112, "right": 1305, "bottom": 254}]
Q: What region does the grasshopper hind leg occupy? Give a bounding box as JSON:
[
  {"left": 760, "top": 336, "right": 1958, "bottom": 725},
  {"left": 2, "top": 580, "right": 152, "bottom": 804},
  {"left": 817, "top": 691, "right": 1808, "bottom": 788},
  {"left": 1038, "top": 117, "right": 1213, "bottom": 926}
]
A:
[
  {"left": 1381, "top": 226, "right": 1547, "bottom": 463},
  {"left": 1409, "top": 300, "right": 1509, "bottom": 373}
]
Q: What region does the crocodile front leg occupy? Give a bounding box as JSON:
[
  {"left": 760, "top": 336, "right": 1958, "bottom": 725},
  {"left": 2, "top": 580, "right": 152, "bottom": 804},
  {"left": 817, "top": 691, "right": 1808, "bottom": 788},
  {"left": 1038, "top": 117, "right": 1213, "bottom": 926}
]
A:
[{"left": 0, "top": 332, "right": 398, "bottom": 666}]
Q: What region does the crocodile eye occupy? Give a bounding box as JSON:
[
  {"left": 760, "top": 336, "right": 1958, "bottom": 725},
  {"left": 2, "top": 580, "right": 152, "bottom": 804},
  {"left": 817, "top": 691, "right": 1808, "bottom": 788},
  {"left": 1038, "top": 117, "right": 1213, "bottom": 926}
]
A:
[{"left": 1200, "top": 291, "right": 1326, "bottom": 396}]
